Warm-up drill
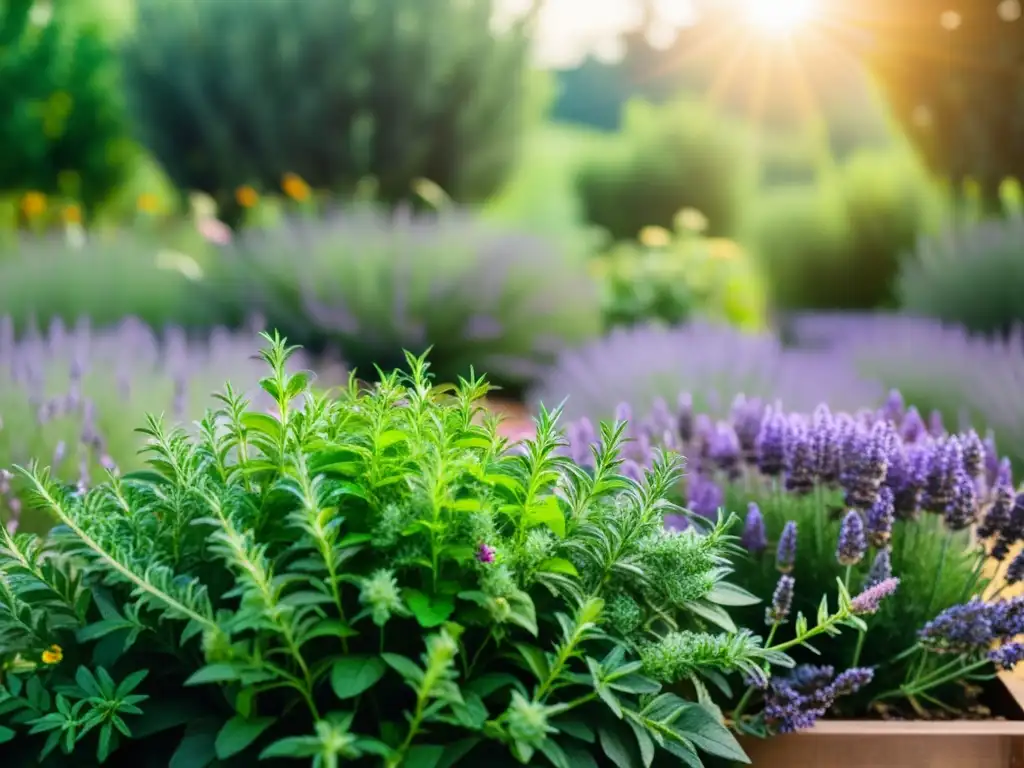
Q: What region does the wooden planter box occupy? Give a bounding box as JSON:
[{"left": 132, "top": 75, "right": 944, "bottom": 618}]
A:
[{"left": 739, "top": 673, "right": 1024, "bottom": 767}]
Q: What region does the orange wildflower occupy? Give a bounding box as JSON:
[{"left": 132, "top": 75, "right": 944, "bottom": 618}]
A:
[
  {"left": 62, "top": 204, "right": 82, "bottom": 224},
  {"left": 281, "top": 173, "right": 311, "bottom": 202},
  {"left": 235, "top": 185, "right": 259, "bottom": 208},
  {"left": 41, "top": 644, "right": 63, "bottom": 665},
  {"left": 136, "top": 193, "right": 160, "bottom": 214},
  {"left": 20, "top": 191, "right": 47, "bottom": 218}
]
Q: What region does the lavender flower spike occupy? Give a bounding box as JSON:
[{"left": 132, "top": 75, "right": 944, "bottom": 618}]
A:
[
  {"left": 836, "top": 511, "right": 867, "bottom": 566},
  {"left": 776, "top": 521, "right": 798, "bottom": 574},
  {"left": 865, "top": 548, "right": 892, "bottom": 590},
  {"left": 741, "top": 502, "right": 768, "bottom": 553},
  {"left": 866, "top": 487, "right": 894, "bottom": 549},
  {"left": 978, "top": 458, "right": 1013, "bottom": 539},
  {"left": 989, "top": 642, "right": 1024, "bottom": 671},
  {"left": 944, "top": 469, "right": 977, "bottom": 532},
  {"left": 850, "top": 577, "right": 900, "bottom": 615},
  {"left": 766, "top": 575, "right": 795, "bottom": 626}
]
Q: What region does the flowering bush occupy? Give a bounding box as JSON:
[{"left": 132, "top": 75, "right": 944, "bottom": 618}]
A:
[
  {"left": 528, "top": 322, "right": 883, "bottom": 424},
  {"left": 560, "top": 387, "right": 1022, "bottom": 730},
  {"left": 219, "top": 207, "right": 602, "bottom": 393},
  {"left": 897, "top": 216, "right": 1024, "bottom": 336},
  {"left": 0, "top": 317, "right": 317, "bottom": 535}
]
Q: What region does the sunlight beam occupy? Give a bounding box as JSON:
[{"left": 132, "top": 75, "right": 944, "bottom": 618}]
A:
[{"left": 742, "top": 0, "right": 819, "bottom": 36}]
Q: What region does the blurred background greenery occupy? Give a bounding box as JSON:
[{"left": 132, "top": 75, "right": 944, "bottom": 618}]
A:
[{"left": 2, "top": 0, "right": 1023, "bottom": 526}]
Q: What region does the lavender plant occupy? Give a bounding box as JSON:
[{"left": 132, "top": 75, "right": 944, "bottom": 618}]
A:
[
  {"left": 560, "top": 387, "right": 1020, "bottom": 730},
  {"left": 0, "top": 316, "right": 317, "bottom": 535},
  {"left": 220, "top": 207, "right": 602, "bottom": 394},
  {"left": 0, "top": 335, "right": 817, "bottom": 766}
]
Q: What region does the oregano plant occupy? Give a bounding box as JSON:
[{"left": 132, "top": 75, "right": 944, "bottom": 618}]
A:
[{"left": 2, "top": 333, "right": 795, "bottom": 766}]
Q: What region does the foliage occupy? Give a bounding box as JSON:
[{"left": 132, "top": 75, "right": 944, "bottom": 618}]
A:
[
  {"left": 0, "top": 231, "right": 223, "bottom": 333},
  {"left": 217, "top": 207, "right": 603, "bottom": 394},
  {"left": 592, "top": 223, "right": 768, "bottom": 333},
  {"left": 574, "top": 99, "right": 757, "bottom": 241},
  {"left": 0, "top": 0, "right": 133, "bottom": 212},
  {"left": 122, "top": 0, "right": 541, "bottom": 223},
  {"left": 861, "top": 0, "right": 1024, "bottom": 209},
  {"left": 0, "top": 317, "right": 314, "bottom": 536},
  {"left": 528, "top": 322, "right": 882, "bottom": 424},
  {"left": 897, "top": 214, "right": 1024, "bottom": 336},
  {"left": 0, "top": 335, "right": 795, "bottom": 766},
  {"left": 745, "top": 145, "right": 945, "bottom": 311},
  {"left": 561, "top": 387, "right": 1013, "bottom": 728}
]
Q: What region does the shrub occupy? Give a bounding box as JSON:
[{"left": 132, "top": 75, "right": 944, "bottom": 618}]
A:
[
  {"left": 122, "top": 0, "right": 539, "bottom": 221},
  {"left": 575, "top": 99, "right": 757, "bottom": 241},
  {"left": 561, "top": 385, "right": 1018, "bottom": 728},
  {"left": 219, "top": 207, "right": 603, "bottom": 393},
  {"left": 528, "top": 322, "right": 883, "bottom": 424},
  {"left": 0, "top": 0, "right": 133, "bottom": 211},
  {"left": 0, "top": 316, "right": 317, "bottom": 536},
  {"left": 0, "top": 335, "right": 790, "bottom": 765},
  {"left": 745, "top": 145, "right": 944, "bottom": 311},
  {"left": 0, "top": 231, "right": 224, "bottom": 332},
  {"left": 897, "top": 216, "right": 1024, "bottom": 336}
]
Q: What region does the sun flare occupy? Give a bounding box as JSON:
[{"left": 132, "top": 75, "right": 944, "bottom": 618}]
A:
[{"left": 741, "top": 0, "right": 819, "bottom": 36}]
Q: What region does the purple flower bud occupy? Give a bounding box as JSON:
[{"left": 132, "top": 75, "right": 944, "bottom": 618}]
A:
[
  {"left": 865, "top": 548, "right": 892, "bottom": 590},
  {"left": 961, "top": 430, "right": 984, "bottom": 479},
  {"left": 992, "top": 492, "right": 1024, "bottom": 561},
  {"left": 830, "top": 667, "right": 874, "bottom": 697},
  {"left": 811, "top": 404, "right": 840, "bottom": 486},
  {"left": 784, "top": 417, "right": 816, "bottom": 496},
  {"left": 614, "top": 401, "right": 633, "bottom": 428},
  {"left": 766, "top": 574, "right": 795, "bottom": 625},
  {"left": 866, "top": 487, "right": 895, "bottom": 548},
  {"left": 757, "top": 409, "right": 787, "bottom": 477},
  {"left": 944, "top": 469, "right": 977, "bottom": 532},
  {"left": 686, "top": 474, "right": 723, "bottom": 520},
  {"left": 836, "top": 511, "right": 867, "bottom": 566},
  {"left": 621, "top": 459, "right": 644, "bottom": 483},
  {"left": 709, "top": 422, "right": 741, "bottom": 476},
  {"left": 900, "top": 406, "right": 926, "bottom": 443},
  {"left": 921, "top": 437, "right": 962, "bottom": 513},
  {"left": 741, "top": 502, "right": 767, "bottom": 553},
  {"left": 731, "top": 394, "right": 764, "bottom": 464},
  {"left": 979, "top": 459, "right": 1015, "bottom": 539},
  {"left": 776, "top": 521, "right": 797, "bottom": 573},
  {"left": 882, "top": 389, "right": 904, "bottom": 423},
  {"left": 983, "top": 430, "right": 1001, "bottom": 488},
  {"left": 919, "top": 599, "right": 993, "bottom": 653},
  {"left": 677, "top": 392, "right": 694, "bottom": 444},
  {"left": 476, "top": 543, "right": 496, "bottom": 564},
  {"left": 989, "top": 642, "right": 1024, "bottom": 671},
  {"left": 928, "top": 409, "right": 946, "bottom": 438},
  {"left": 1006, "top": 550, "right": 1024, "bottom": 586},
  {"left": 841, "top": 422, "right": 891, "bottom": 509},
  {"left": 664, "top": 514, "right": 689, "bottom": 532},
  {"left": 850, "top": 577, "right": 900, "bottom": 615}
]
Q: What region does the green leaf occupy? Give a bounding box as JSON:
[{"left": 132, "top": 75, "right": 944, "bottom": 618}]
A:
[
  {"left": 451, "top": 498, "right": 484, "bottom": 512},
  {"left": 259, "top": 735, "right": 321, "bottom": 759},
  {"left": 537, "top": 557, "right": 579, "bottom": 578},
  {"left": 524, "top": 496, "right": 566, "bottom": 538},
  {"left": 0, "top": 726, "right": 14, "bottom": 744},
  {"left": 562, "top": 741, "right": 600, "bottom": 768},
  {"left": 625, "top": 718, "right": 655, "bottom": 768},
  {"left": 538, "top": 738, "right": 572, "bottom": 768},
  {"left": 598, "top": 721, "right": 642, "bottom": 768},
  {"left": 170, "top": 720, "right": 219, "bottom": 768},
  {"left": 607, "top": 674, "right": 661, "bottom": 695},
  {"left": 240, "top": 413, "right": 283, "bottom": 439},
  {"left": 331, "top": 656, "right": 386, "bottom": 700},
  {"left": 404, "top": 744, "right": 444, "bottom": 768},
  {"left": 554, "top": 717, "right": 594, "bottom": 743},
  {"left": 405, "top": 590, "right": 455, "bottom": 628},
  {"left": 663, "top": 737, "right": 703, "bottom": 768},
  {"left": 184, "top": 664, "right": 242, "bottom": 686},
  {"left": 705, "top": 582, "right": 762, "bottom": 607},
  {"left": 512, "top": 643, "right": 550, "bottom": 682},
  {"left": 683, "top": 600, "right": 737, "bottom": 633},
  {"left": 674, "top": 703, "right": 749, "bottom": 763},
  {"left": 215, "top": 716, "right": 276, "bottom": 759},
  {"left": 382, "top": 654, "right": 424, "bottom": 685},
  {"left": 377, "top": 430, "right": 408, "bottom": 450},
  {"left": 437, "top": 737, "right": 480, "bottom": 768}
]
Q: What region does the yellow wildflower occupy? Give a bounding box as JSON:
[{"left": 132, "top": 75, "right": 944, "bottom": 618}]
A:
[
  {"left": 235, "top": 185, "right": 259, "bottom": 209},
  {"left": 41, "top": 644, "right": 63, "bottom": 665},
  {"left": 675, "top": 207, "right": 709, "bottom": 234},
  {"left": 281, "top": 172, "right": 311, "bottom": 202},
  {"left": 20, "top": 191, "right": 47, "bottom": 218},
  {"left": 62, "top": 204, "right": 82, "bottom": 224},
  {"left": 137, "top": 193, "right": 160, "bottom": 214},
  {"left": 638, "top": 225, "right": 672, "bottom": 248}
]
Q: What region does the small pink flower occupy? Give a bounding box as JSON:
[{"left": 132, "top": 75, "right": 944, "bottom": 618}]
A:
[
  {"left": 197, "top": 217, "right": 232, "bottom": 245},
  {"left": 477, "top": 543, "right": 496, "bottom": 564}
]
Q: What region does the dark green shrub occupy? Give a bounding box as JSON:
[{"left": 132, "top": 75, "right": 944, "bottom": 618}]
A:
[
  {"left": 575, "top": 99, "right": 757, "bottom": 241},
  {"left": 745, "top": 146, "right": 944, "bottom": 311},
  {"left": 122, "top": 0, "right": 539, "bottom": 220},
  {"left": 0, "top": 0, "right": 133, "bottom": 210},
  {"left": 0, "top": 336, "right": 779, "bottom": 765},
  {"left": 218, "top": 207, "right": 603, "bottom": 393},
  {"left": 897, "top": 216, "right": 1024, "bottom": 335}
]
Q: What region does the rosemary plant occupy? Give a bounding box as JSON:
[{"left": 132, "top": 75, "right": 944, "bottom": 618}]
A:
[{"left": 2, "top": 334, "right": 800, "bottom": 767}]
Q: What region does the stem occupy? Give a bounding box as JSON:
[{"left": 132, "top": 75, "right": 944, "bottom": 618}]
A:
[
  {"left": 466, "top": 632, "right": 492, "bottom": 679},
  {"left": 923, "top": 532, "right": 952, "bottom": 618},
  {"left": 904, "top": 658, "right": 989, "bottom": 697},
  {"left": 851, "top": 626, "right": 868, "bottom": 668},
  {"left": 962, "top": 551, "right": 990, "bottom": 603},
  {"left": 732, "top": 624, "right": 779, "bottom": 723},
  {"left": 843, "top": 565, "right": 852, "bottom": 594}
]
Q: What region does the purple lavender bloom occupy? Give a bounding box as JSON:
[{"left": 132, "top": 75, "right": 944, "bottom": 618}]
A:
[
  {"left": 614, "top": 401, "right": 633, "bottom": 429},
  {"left": 741, "top": 502, "right": 768, "bottom": 553},
  {"left": 686, "top": 474, "right": 723, "bottom": 520},
  {"left": 776, "top": 521, "right": 798, "bottom": 574},
  {"left": 476, "top": 543, "right": 496, "bottom": 564},
  {"left": 983, "top": 431, "right": 1001, "bottom": 488},
  {"left": 677, "top": 392, "right": 694, "bottom": 444},
  {"left": 928, "top": 409, "right": 946, "bottom": 438},
  {"left": 756, "top": 408, "right": 787, "bottom": 477},
  {"left": 978, "top": 458, "right": 1013, "bottom": 539},
  {"left": 900, "top": 406, "right": 926, "bottom": 443},
  {"left": 992, "top": 492, "right": 1024, "bottom": 561},
  {"left": 836, "top": 511, "right": 867, "bottom": 566},
  {"left": 708, "top": 421, "right": 741, "bottom": 477},
  {"left": 731, "top": 394, "right": 764, "bottom": 464},
  {"left": 921, "top": 437, "right": 962, "bottom": 514},
  {"left": 960, "top": 430, "right": 984, "bottom": 479},
  {"left": 919, "top": 599, "right": 994, "bottom": 653},
  {"left": 989, "top": 643, "right": 1024, "bottom": 671},
  {"left": 1006, "top": 550, "right": 1024, "bottom": 585},
  {"left": 784, "top": 416, "right": 816, "bottom": 496},
  {"left": 881, "top": 389, "right": 904, "bottom": 423},
  {"left": 866, "top": 486, "right": 895, "bottom": 548},
  {"left": 944, "top": 469, "right": 977, "bottom": 531},
  {"left": 990, "top": 596, "right": 1024, "bottom": 638},
  {"left": 811, "top": 404, "right": 841, "bottom": 486},
  {"left": 841, "top": 421, "right": 891, "bottom": 509},
  {"left": 865, "top": 548, "right": 892, "bottom": 590},
  {"left": 830, "top": 667, "right": 875, "bottom": 697},
  {"left": 621, "top": 459, "right": 644, "bottom": 483},
  {"left": 664, "top": 514, "right": 689, "bottom": 532},
  {"left": 850, "top": 577, "right": 900, "bottom": 615},
  {"left": 766, "top": 575, "right": 795, "bottom": 625},
  {"left": 764, "top": 664, "right": 871, "bottom": 735}
]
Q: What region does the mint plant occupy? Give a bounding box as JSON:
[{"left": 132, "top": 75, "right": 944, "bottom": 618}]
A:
[{"left": 1, "top": 334, "right": 782, "bottom": 766}]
